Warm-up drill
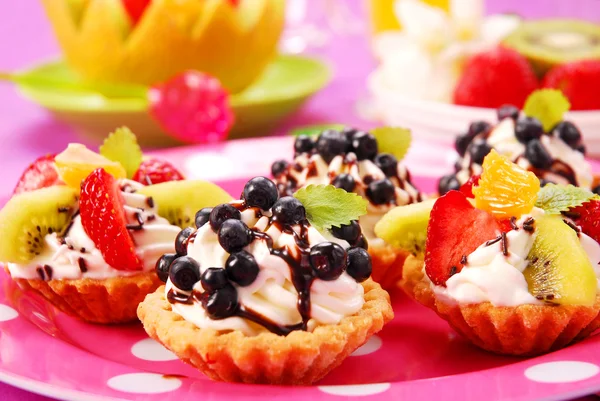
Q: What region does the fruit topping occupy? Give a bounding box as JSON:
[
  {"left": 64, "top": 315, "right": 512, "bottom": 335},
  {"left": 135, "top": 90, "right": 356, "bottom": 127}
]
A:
[
  {"left": 438, "top": 174, "right": 461, "bottom": 196},
  {"left": 132, "top": 158, "right": 185, "bottom": 185},
  {"left": 13, "top": 154, "right": 63, "bottom": 195},
  {"left": 524, "top": 139, "right": 553, "bottom": 169},
  {"left": 149, "top": 71, "right": 234, "bottom": 144},
  {"left": 331, "top": 174, "right": 356, "bottom": 192},
  {"left": 567, "top": 199, "right": 600, "bottom": 244},
  {"left": 473, "top": 150, "right": 540, "bottom": 219},
  {"left": 515, "top": 116, "right": 544, "bottom": 143},
  {"left": 225, "top": 251, "right": 259, "bottom": 287},
  {"left": 459, "top": 174, "right": 481, "bottom": 198},
  {"left": 552, "top": 121, "right": 582, "bottom": 148},
  {"left": 524, "top": 214, "right": 597, "bottom": 306},
  {"left": 209, "top": 204, "right": 241, "bottom": 231},
  {"left": 156, "top": 253, "right": 177, "bottom": 282},
  {"left": 175, "top": 226, "right": 194, "bottom": 256},
  {"left": 350, "top": 131, "right": 378, "bottom": 161},
  {"left": 468, "top": 139, "right": 493, "bottom": 165},
  {"left": 218, "top": 219, "right": 253, "bottom": 253},
  {"left": 309, "top": 242, "right": 347, "bottom": 281},
  {"left": 294, "top": 135, "right": 314, "bottom": 154},
  {"left": 0, "top": 186, "right": 78, "bottom": 263},
  {"left": 55, "top": 144, "right": 126, "bottom": 189},
  {"left": 316, "top": 130, "right": 347, "bottom": 163},
  {"left": 453, "top": 46, "right": 539, "bottom": 109},
  {"left": 201, "top": 283, "right": 238, "bottom": 319},
  {"left": 272, "top": 196, "right": 306, "bottom": 225},
  {"left": 374, "top": 198, "right": 437, "bottom": 256},
  {"left": 374, "top": 154, "right": 398, "bottom": 177},
  {"left": 99, "top": 127, "right": 143, "bottom": 179},
  {"left": 366, "top": 178, "right": 396, "bottom": 205},
  {"left": 523, "top": 89, "right": 571, "bottom": 132},
  {"left": 542, "top": 59, "right": 600, "bottom": 111},
  {"left": 346, "top": 247, "right": 372, "bottom": 282},
  {"left": 79, "top": 168, "right": 142, "bottom": 270},
  {"left": 370, "top": 127, "right": 412, "bottom": 161},
  {"left": 497, "top": 104, "right": 520, "bottom": 121},
  {"left": 169, "top": 255, "right": 201, "bottom": 291},
  {"left": 137, "top": 180, "right": 232, "bottom": 229},
  {"left": 242, "top": 176, "right": 279, "bottom": 211},
  {"left": 195, "top": 207, "right": 212, "bottom": 229},
  {"left": 201, "top": 267, "right": 229, "bottom": 292},
  {"left": 122, "top": 0, "right": 150, "bottom": 25},
  {"left": 331, "top": 220, "right": 361, "bottom": 243}
]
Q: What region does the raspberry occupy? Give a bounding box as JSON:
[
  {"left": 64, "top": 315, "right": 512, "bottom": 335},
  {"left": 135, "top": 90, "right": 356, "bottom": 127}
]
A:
[
  {"left": 542, "top": 60, "right": 600, "bottom": 111},
  {"left": 453, "top": 46, "right": 538, "bottom": 109},
  {"left": 132, "top": 158, "right": 185, "bottom": 185},
  {"left": 13, "top": 154, "right": 63, "bottom": 194},
  {"left": 570, "top": 200, "right": 600, "bottom": 244},
  {"left": 149, "top": 71, "right": 234, "bottom": 144}
]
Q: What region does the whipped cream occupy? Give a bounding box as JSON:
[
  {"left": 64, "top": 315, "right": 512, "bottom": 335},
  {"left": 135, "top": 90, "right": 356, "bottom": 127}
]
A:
[
  {"left": 167, "top": 205, "right": 365, "bottom": 337},
  {"left": 8, "top": 180, "right": 180, "bottom": 280}
]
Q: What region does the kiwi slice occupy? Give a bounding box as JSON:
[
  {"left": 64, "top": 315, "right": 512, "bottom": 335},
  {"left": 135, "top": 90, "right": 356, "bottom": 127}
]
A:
[
  {"left": 524, "top": 214, "right": 597, "bottom": 306},
  {"left": 137, "top": 180, "right": 232, "bottom": 229},
  {"left": 503, "top": 19, "right": 600, "bottom": 76},
  {"left": 374, "top": 199, "right": 436, "bottom": 256},
  {"left": 0, "top": 186, "right": 79, "bottom": 264}
]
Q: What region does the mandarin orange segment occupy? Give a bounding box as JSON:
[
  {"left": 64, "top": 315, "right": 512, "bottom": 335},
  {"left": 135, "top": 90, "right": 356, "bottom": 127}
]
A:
[{"left": 472, "top": 150, "right": 540, "bottom": 219}]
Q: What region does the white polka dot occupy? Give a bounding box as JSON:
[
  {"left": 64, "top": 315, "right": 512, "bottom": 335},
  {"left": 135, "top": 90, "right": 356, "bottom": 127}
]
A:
[
  {"left": 0, "top": 304, "right": 18, "bottom": 322},
  {"left": 131, "top": 338, "right": 178, "bottom": 361},
  {"left": 318, "top": 383, "right": 391, "bottom": 396},
  {"left": 525, "top": 361, "right": 600, "bottom": 383},
  {"left": 107, "top": 373, "right": 182, "bottom": 394},
  {"left": 351, "top": 335, "right": 382, "bottom": 356}
]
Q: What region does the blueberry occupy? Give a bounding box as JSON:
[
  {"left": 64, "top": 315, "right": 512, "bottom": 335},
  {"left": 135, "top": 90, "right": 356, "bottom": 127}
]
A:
[
  {"left": 525, "top": 139, "right": 553, "bottom": 169},
  {"left": 243, "top": 176, "right": 279, "bottom": 211},
  {"left": 226, "top": 251, "right": 259, "bottom": 286},
  {"left": 294, "top": 135, "right": 314, "bottom": 154},
  {"left": 497, "top": 105, "right": 519, "bottom": 121},
  {"left": 271, "top": 159, "right": 289, "bottom": 178},
  {"left": 169, "top": 256, "right": 200, "bottom": 291},
  {"left": 218, "top": 220, "right": 253, "bottom": 253},
  {"left": 468, "top": 121, "right": 492, "bottom": 136},
  {"left": 468, "top": 139, "right": 492, "bottom": 164},
  {"left": 366, "top": 179, "right": 396, "bottom": 205},
  {"left": 155, "top": 253, "right": 177, "bottom": 282},
  {"left": 175, "top": 226, "right": 195, "bottom": 255},
  {"left": 553, "top": 121, "right": 582, "bottom": 148},
  {"left": 438, "top": 174, "right": 461, "bottom": 195},
  {"left": 316, "top": 130, "right": 347, "bottom": 163},
  {"left": 209, "top": 204, "right": 241, "bottom": 231},
  {"left": 515, "top": 116, "right": 544, "bottom": 144},
  {"left": 354, "top": 235, "right": 369, "bottom": 250},
  {"left": 576, "top": 143, "right": 586, "bottom": 155},
  {"left": 272, "top": 196, "right": 306, "bottom": 225},
  {"left": 201, "top": 284, "right": 238, "bottom": 319},
  {"left": 346, "top": 247, "right": 372, "bottom": 282},
  {"left": 455, "top": 133, "right": 472, "bottom": 157},
  {"left": 374, "top": 153, "right": 398, "bottom": 177},
  {"left": 593, "top": 185, "right": 600, "bottom": 196},
  {"left": 350, "top": 131, "right": 378, "bottom": 161},
  {"left": 341, "top": 127, "right": 358, "bottom": 141},
  {"left": 331, "top": 221, "right": 361, "bottom": 243},
  {"left": 195, "top": 207, "right": 212, "bottom": 228},
  {"left": 331, "top": 173, "right": 356, "bottom": 192},
  {"left": 309, "top": 242, "right": 347, "bottom": 281},
  {"left": 201, "top": 267, "right": 229, "bottom": 292}
]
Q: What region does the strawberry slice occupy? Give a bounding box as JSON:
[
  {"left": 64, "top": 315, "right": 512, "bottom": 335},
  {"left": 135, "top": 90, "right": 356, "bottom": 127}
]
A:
[
  {"left": 122, "top": 0, "right": 151, "bottom": 25},
  {"left": 569, "top": 200, "right": 600, "bottom": 244},
  {"left": 425, "top": 190, "right": 507, "bottom": 286},
  {"left": 80, "top": 168, "right": 142, "bottom": 270},
  {"left": 14, "top": 154, "right": 63, "bottom": 194},
  {"left": 132, "top": 158, "right": 185, "bottom": 185},
  {"left": 459, "top": 174, "right": 480, "bottom": 199}
]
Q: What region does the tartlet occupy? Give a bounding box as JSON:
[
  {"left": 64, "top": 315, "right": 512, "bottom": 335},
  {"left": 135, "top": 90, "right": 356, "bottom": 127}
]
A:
[
  {"left": 138, "top": 177, "right": 393, "bottom": 384},
  {"left": 271, "top": 127, "right": 422, "bottom": 289}
]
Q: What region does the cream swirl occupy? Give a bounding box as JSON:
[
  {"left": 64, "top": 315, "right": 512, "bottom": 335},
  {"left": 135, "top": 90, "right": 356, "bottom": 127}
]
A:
[
  {"left": 167, "top": 205, "right": 365, "bottom": 337},
  {"left": 8, "top": 180, "right": 180, "bottom": 280}
]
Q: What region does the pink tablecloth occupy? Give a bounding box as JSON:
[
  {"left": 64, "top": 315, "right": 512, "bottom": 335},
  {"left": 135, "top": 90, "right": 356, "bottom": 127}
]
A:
[{"left": 1, "top": 0, "right": 599, "bottom": 400}]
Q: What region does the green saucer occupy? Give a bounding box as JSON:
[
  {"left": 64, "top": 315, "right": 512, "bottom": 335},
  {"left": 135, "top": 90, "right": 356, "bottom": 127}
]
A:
[{"left": 16, "top": 55, "right": 331, "bottom": 147}]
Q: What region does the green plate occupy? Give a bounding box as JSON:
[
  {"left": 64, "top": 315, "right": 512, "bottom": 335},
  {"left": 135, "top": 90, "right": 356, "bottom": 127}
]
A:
[{"left": 16, "top": 54, "right": 331, "bottom": 147}]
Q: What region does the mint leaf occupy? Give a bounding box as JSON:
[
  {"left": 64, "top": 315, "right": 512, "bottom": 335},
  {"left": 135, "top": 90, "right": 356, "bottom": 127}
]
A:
[
  {"left": 99, "top": 127, "right": 143, "bottom": 178},
  {"left": 293, "top": 184, "right": 368, "bottom": 230},
  {"left": 289, "top": 124, "right": 345, "bottom": 137},
  {"left": 371, "top": 127, "right": 412, "bottom": 161},
  {"left": 523, "top": 89, "right": 571, "bottom": 132},
  {"left": 535, "top": 184, "right": 596, "bottom": 215}
]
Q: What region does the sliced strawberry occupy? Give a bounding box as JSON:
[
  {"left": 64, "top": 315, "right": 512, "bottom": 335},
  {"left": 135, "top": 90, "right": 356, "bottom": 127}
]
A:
[
  {"left": 80, "top": 168, "right": 142, "bottom": 270},
  {"left": 425, "top": 190, "right": 506, "bottom": 286},
  {"left": 459, "top": 174, "right": 480, "bottom": 198},
  {"left": 569, "top": 200, "right": 600, "bottom": 244},
  {"left": 132, "top": 158, "right": 185, "bottom": 185},
  {"left": 14, "top": 154, "right": 63, "bottom": 194},
  {"left": 122, "top": 0, "right": 151, "bottom": 25}
]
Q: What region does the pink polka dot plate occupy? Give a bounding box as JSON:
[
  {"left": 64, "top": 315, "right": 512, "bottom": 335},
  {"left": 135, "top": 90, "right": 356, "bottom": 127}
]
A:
[{"left": 0, "top": 137, "right": 599, "bottom": 401}]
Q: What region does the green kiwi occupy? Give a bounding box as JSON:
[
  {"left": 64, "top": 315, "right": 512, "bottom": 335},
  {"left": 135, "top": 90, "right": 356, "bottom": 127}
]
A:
[
  {"left": 524, "top": 214, "right": 597, "bottom": 306},
  {"left": 374, "top": 199, "right": 436, "bottom": 256},
  {"left": 137, "top": 180, "right": 232, "bottom": 229},
  {"left": 0, "top": 186, "right": 79, "bottom": 264},
  {"left": 503, "top": 19, "right": 600, "bottom": 76}
]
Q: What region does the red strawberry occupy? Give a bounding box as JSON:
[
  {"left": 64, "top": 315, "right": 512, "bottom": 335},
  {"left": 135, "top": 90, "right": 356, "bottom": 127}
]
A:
[
  {"left": 542, "top": 60, "right": 600, "bottom": 111},
  {"left": 14, "top": 154, "right": 63, "bottom": 195},
  {"left": 459, "top": 174, "right": 480, "bottom": 198},
  {"left": 79, "top": 168, "right": 142, "bottom": 271},
  {"left": 425, "top": 190, "right": 507, "bottom": 286},
  {"left": 453, "top": 47, "right": 538, "bottom": 109},
  {"left": 149, "top": 71, "right": 234, "bottom": 144},
  {"left": 133, "top": 158, "right": 185, "bottom": 185},
  {"left": 569, "top": 200, "right": 600, "bottom": 243},
  {"left": 122, "top": 0, "right": 151, "bottom": 25}
]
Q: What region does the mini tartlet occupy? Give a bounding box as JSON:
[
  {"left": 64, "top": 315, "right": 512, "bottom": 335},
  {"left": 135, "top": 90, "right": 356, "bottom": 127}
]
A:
[
  {"left": 378, "top": 150, "right": 600, "bottom": 356},
  {"left": 270, "top": 127, "right": 422, "bottom": 289},
  {"left": 0, "top": 128, "right": 230, "bottom": 323},
  {"left": 138, "top": 177, "right": 393, "bottom": 384}
]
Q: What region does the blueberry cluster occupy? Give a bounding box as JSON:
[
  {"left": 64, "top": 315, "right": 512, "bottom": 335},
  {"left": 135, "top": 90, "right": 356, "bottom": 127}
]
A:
[
  {"left": 272, "top": 128, "right": 406, "bottom": 206},
  {"left": 439, "top": 104, "right": 586, "bottom": 195},
  {"left": 157, "top": 176, "right": 372, "bottom": 326}
]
